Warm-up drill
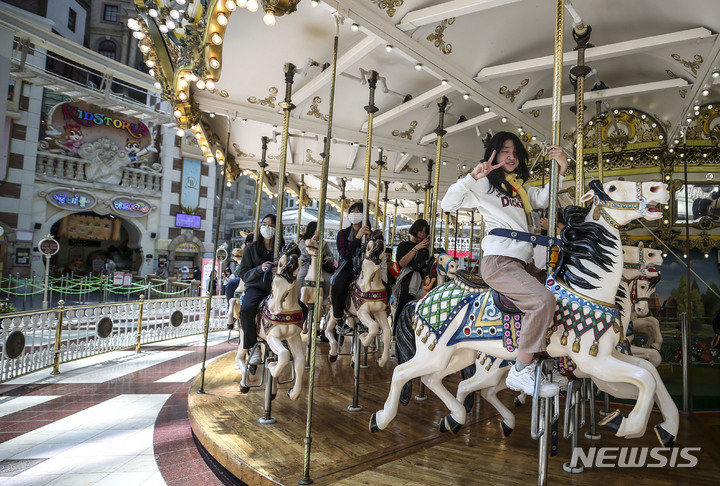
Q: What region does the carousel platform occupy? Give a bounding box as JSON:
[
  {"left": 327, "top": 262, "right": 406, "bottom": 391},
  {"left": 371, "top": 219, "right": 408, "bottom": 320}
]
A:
[{"left": 188, "top": 341, "right": 720, "bottom": 486}]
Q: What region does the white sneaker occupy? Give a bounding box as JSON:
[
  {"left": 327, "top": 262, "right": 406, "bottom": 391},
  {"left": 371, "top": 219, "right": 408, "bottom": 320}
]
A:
[
  {"left": 506, "top": 362, "right": 559, "bottom": 398},
  {"left": 248, "top": 347, "right": 263, "bottom": 365},
  {"left": 550, "top": 367, "right": 569, "bottom": 391}
]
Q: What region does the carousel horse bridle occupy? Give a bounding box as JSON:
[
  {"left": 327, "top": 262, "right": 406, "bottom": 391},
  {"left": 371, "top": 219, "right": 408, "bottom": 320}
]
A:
[{"left": 592, "top": 181, "right": 651, "bottom": 229}]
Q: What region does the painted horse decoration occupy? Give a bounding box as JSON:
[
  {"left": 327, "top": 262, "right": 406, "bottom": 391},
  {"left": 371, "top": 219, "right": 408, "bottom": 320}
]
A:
[
  {"left": 371, "top": 179, "right": 677, "bottom": 446},
  {"left": 236, "top": 243, "right": 306, "bottom": 401},
  {"left": 325, "top": 229, "right": 392, "bottom": 366}
]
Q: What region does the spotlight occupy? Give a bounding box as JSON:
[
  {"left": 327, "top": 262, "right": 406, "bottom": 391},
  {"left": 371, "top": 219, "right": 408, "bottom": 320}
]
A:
[
  {"left": 463, "top": 93, "right": 470, "bottom": 100},
  {"left": 225, "top": 1, "right": 237, "bottom": 10},
  {"left": 501, "top": 116, "right": 507, "bottom": 123},
  {"left": 217, "top": 12, "right": 228, "bottom": 26},
  {"left": 209, "top": 57, "right": 220, "bottom": 69},
  {"left": 441, "top": 79, "right": 448, "bottom": 85},
  {"left": 415, "top": 63, "right": 423, "bottom": 71},
  {"left": 483, "top": 106, "right": 490, "bottom": 112},
  {"left": 211, "top": 32, "right": 223, "bottom": 45},
  {"left": 713, "top": 71, "right": 720, "bottom": 78},
  {"left": 351, "top": 23, "right": 359, "bottom": 31},
  {"left": 385, "top": 44, "right": 393, "bottom": 52},
  {"left": 311, "top": 0, "right": 319, "bottom": 6},
  {"left": 702, "top": 88, "right": 710, "bottom": 96}
]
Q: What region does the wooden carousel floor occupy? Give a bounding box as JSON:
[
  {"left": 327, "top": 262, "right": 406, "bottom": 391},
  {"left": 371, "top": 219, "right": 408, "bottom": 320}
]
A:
[{"left": 188, "top": 341, "right": 720, "bottom": 486}]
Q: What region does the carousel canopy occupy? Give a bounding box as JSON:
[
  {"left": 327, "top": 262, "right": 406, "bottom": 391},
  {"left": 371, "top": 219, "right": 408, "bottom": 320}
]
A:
[{"left": 130, "top": 0, "right": 720, "bottom": 221}]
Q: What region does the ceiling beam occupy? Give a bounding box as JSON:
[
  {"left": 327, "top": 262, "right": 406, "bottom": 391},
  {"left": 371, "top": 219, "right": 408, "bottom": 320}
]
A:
[
  {"left": 362, "top": 84, "right": 453, "bottom": 130},
  {"left": 475, "top": 28, "right": 715, "bottom": 81},
  {"left": 420, "top": 111, "right": 498, "bottom": 144},
  {"left": 397, "top": 0, "right": 521, "bottom": 32},
  {"left": 520, "top": 79, "right": 690, "bottom": 110}
]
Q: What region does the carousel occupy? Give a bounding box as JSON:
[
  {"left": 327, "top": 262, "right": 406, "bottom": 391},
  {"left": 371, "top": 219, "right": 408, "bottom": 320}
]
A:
[{"left": 129, "top": 1, "right": 720, "bottom": 484}]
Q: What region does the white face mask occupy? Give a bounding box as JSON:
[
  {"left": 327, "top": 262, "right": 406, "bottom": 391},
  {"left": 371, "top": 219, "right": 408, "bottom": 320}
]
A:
[
  {"left": 348, "top": 213, "right": 363, "bottom": 225},
  {"left": 260, "top": 224, "right": 276, "bottom": 240}
]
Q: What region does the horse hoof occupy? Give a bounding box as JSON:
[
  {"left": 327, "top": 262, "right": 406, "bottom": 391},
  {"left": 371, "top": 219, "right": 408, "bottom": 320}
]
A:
[
  {"left": 369, "top": 413, "right": 380, "bottom": 433},
  {"left": 440, "top": 415, "right": 462, "bottom": 434},
  {"left": 329, "top": 354, "right": 338, "bottom": 363},
  {"left": 598, "top": 409, "right": 624, "bottom": 434},
  {"left": 654, "top": 425, "right": 675, "bottom": 448},
  {"left": 501, "top": 421, "right": 513, "bottom": 437},
  {"left": 239, "top": 386, "right": 249, "bottom": 394},
  {"left": 514, "top": 396, "right": 523, "bottom": 408}
]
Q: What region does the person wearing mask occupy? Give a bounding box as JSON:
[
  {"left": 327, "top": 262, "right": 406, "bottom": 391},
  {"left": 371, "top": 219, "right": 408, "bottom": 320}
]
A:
[
  {"left": 296, "top": 221, "right": 334, "bottom": 304},
  {"left": 237, "top": 215, "right": 282, "bottom": 364},
  {"left": 391, "top": 219, "right": 431, "bottom": 325},
  {"left": 225, "top": 234, "right": 253, "bottom": 304},
  {"left": 441, "top": 131, "right": 569, "bottom": 398},
  {"left": 330, "top": 202, "right": 370, "bottom": 325}
]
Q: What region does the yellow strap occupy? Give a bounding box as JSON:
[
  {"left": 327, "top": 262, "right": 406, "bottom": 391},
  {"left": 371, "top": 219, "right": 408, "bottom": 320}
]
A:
[{"left": 505, "top": 172, "right": 533, "bottom": 214}]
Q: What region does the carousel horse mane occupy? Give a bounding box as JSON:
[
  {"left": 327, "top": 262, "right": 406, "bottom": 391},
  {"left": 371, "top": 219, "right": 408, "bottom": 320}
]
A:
[
  {"left": 556, "top": 203, "right": 617, "bottom": 291},
  {"left": 278, "top": 242, "right": 301, "bottom": 283},
  {"left": 362, "top": 229, "right": 385, "bottom": 264}
]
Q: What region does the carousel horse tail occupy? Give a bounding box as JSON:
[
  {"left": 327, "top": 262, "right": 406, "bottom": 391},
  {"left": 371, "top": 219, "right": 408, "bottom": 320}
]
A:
[
  {"left": 396, "top": 301, "right": 419, "bottom": 406},
  {"left": 460, "top": 362, "right": 477, "bottom": 413}
]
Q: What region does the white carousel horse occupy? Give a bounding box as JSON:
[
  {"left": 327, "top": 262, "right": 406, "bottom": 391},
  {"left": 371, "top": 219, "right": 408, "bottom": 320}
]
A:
[
  {"left": 371, "top": 179, "right": 676, "bottom": 446},
  {"left": 325, "top": 230, "right": 392, "bottom": 367},
  {"left": 435, "top": 252, "right": 458, "bottom": 286},
  {"left": 299, "top": 237, "right": 324, "bottom": 309},
  {"left": 236, "top": 243, "right": 306, "bottom": 401}
]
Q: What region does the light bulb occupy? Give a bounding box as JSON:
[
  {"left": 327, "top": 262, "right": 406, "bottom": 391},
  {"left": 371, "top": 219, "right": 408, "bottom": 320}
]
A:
[
  {"left": 148, "top": 8, "right": 158, "bottom": 17},
  {"left": 206, "top": 156, "right": 215, "bottom": 163},
  {"left": 226, "top": 0, "right": 237, "bottom": 10},
  {"left": 173, "top": 109, "right": 182, "bottom": 117},
  {"left": 501, "top": 116, "right": 507, "bottom": 123},
  {"left": 178, "top": 79, "right": 188, "bottom": 89},
  {"left": 196, "top": 79, "right": 206, "bottom": 90},
  {"left": 227, "top": 181, "right": 232, "bottom": 187},
  {"left": 237, "top": 0, "right": 247, "bottom": 7},
  {"left": 713, "top": 71, "right": 720, "bottom": 78},
  {"left": 415, "top": 63, "right": 423, "bottom": 71},
  {"left": 263, "top": 11, "right": 276, "bottom": 26},
  {"left": 145, "top": 59, "right": 155, "bottom": 68},
  {"left": 165, "top": 20, "right": 176, "bottom": 30},
  {"left": 127, "top": 18, "right": 140, "bottom": 30},
  {"left": 484, "top": 106, "right": 490, "bottom": 112},
  {"left": 247, "top": 0, "right": 258, "bottom": 12},
  {"left": 385, "top": 44, "right": 393, "bottom": 52},
  {"left": 211, "top": 32, "right": 222, "bottom": 45},
  {"left": 154, "top": 81, "right": 162, "bottom": 89},
  {"left": 702, "top": 88, "right": 710, "bottom": 96},
  {"left": 176, "top": 128, "right": 185, "bottom": 136},
  {"left": 158, "top": 25, "right": 168, "bottom": 33},
  {"left": 351, "top": 23, "right": 359, "bottom": 31},
  {"left": 177, "top": 0, "right": 186, "bottom": 4},
  {"left": 148, "top": 68, "right": 155, "bottom": 76},
  {"left": 178, "top": 91, "right": 187, "bottom": 101},
  {"left": 170, "top": 9, "right": 180, "bottom": 19},
  {"left": 463, "top": 93, "right": 470, "bottom": 100},
  {"left": 209, "top": 57, "right": 220, "bottom": 69},
  {"left": 440, "top": 79, "right": 447, "bottom": 85},
  {"left": 205, "top": 80, "right": 216, "bottom": 90},
  {"left": 217, "top": 12, "right": 228, "bottom": 26},
  {"left": 139, "top": 44, "right": 150, "bottom": 53},
  {"left": 195, "top": 132, "right": 202, "bottom": 139},
  {"left": 311, "top": 0, "right": 319, "bottom": 6},
  {"left": 132, "top": 31, "right": 146, "bottom": 40}
]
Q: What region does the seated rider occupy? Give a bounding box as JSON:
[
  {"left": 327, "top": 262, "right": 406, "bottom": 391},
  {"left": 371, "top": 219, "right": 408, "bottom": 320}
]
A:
[{"left": 330, "top": 202, "right": 370, "bottom": 326}]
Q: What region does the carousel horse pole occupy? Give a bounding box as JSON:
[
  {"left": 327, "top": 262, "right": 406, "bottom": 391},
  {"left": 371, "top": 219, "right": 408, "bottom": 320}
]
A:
[
  {"left": 197, "top": 113, "right": 231, "bottom": 394},
  {"left": 273, "top": 62, "right": 296, "bottom": 258},
  {"left": 374, "top": 148, "right": 385, "bottom": 231},
  {"left": 300, "top": 15, "right": 340, "bottom": 484},
  {"left": 300, "top": 237, "right": 323, "bottom": 367},
  {"left": 252, "top": 137, "right": 269, "bottom": 240}
]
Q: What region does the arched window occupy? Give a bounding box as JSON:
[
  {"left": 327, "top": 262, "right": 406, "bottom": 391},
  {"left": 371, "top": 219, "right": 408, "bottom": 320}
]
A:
[{"left": 98, "top": 40, "right": 117, "bottom": 60}]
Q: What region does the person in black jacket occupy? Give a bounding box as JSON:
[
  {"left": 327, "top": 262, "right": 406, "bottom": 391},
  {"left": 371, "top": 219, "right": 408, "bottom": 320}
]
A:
[
  {"left": 238, "top": 214, "right": 285, "bottom": 364},
  {"left": 330, "top": 202, "right": 370, "bottom": 324},
  {"left": 391, "top": 218, "right": 430, "bottom": 325}
]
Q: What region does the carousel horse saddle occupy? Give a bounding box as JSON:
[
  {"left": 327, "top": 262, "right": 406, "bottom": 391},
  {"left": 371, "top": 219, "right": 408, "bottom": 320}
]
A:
[{"left": 455, "top": 270, "right": 521, "bottom": 314}]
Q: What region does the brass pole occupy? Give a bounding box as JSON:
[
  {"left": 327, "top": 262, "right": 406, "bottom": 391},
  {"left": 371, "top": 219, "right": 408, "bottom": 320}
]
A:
[
  {"left": 428, "top": 97, "right": 448, "bottom": 252},
  {"left": 362, "top": 71, "right": 379, "bottom": 229},
  {"left": 297, "top": 175, "right": 305, "bottom": 240},
  {"left": 275, "top": 63, "right": 297, "bottom": 258},
  {"left": 416, "top": 200, "right": 420, "bottom": 220},
  {"left": 51, "top": 300, "right": 65, "bottom": 375},
  {"left": 547, "top": 0, "right": 565, "bottom": 240},
  {"left": 374, "top": 148, "right": 385, "bottom": 230},
  {"left": 253, "top": 137, "right": 269, "bottom": 240},
  {"left": 339, "top": 177, "right": 346, "bottom": 229},
  {"left": 135, "top": 294, "right": 145, "bottom": 353},
  {"left": 571, "top": 24, "right": 592, "bottom": 204},
  {"left": 198, "top": 115, "right": 231, "bottom": 394},
  {"left": 382, "top": 180, "right": 389, "bottom": 234},
  {"left": 596, "top": 100, "right": 604, "bottom": 183},
  {"left": 390, "top": 200, "right": 398, "bottom": 249},
  {"left": 423, "top": 158, "right": 433, "bottom": 220},
  {"left": 300, "top": 15, "right": 341, "bottom": 485}
]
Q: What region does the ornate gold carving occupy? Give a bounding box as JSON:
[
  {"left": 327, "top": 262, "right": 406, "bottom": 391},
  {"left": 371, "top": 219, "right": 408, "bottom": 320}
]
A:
[
  {"left": 267, "top": 153, "right": 281, "bottom": 160},
  {"left": 371, "top": 155, "right": 388, "bottom": 170},
  {"left": 679, "top": 89, "right": 687, "bottom": 99},
  {"left": 533, "top": 90, "right": 544, "bottom": 100},
  {"left": 671, "top": 53, "right": 703, "bottom": 75},
  {"left": 232, "top": 143, "right": 255, "bottom": 158},
  {"left": 499, "top": 79, "right": 529, "bottom": 103},
  {"left": 392, "top": 121, "right": 417, "bottom": 140},
  {"left": 307, "top": 96, "right": 329, "bottom": 121},
  {"left": 248, "top": 87, "right": 279, "bottom": 108},
  {"left": 666, "top": 70, "right": 679, "bottom": 79},
  {"left": 530, "top": 110, "right": 540, "bottom": 118},
  {"left": 371, "top": 0, "right": 403, "bottom": 18},
  {"left": 400, "top": 164, "right": 418, "bottom": 173},
  {"left": 427, "top": 18, "right": 454, "bottom": 55},
  {"left": 306, "top": 149, "right": 323, "bottom": 165}
]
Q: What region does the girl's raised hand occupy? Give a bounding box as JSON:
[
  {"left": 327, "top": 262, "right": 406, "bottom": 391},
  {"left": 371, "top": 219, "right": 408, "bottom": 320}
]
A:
[{"left": 470, "top": 150, "right": 505, "bottom": 180}]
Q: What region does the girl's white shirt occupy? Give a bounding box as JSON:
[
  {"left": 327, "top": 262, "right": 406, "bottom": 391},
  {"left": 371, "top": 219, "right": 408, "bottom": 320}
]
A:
[{"left": 441, "top": 174, "right": 563, "bottom": 263}]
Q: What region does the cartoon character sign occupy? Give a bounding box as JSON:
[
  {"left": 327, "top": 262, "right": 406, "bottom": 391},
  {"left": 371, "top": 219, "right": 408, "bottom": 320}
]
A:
[
  {"left": 123, "top": 138, "right": 156, "bottom": 166},
  {"left": 63, "top": 124, "right": 84, "bottom": 153}
]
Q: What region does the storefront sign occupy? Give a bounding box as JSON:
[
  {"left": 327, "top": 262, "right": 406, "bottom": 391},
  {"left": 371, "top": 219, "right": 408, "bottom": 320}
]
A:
[
  {"left": 46, "top": 188, "right": 96, "bottom": 211},
  {"left": 60, "top": 103, "right": 149, "bottom": 138},
  {"left": 176, "top": 242, "right": 200, "bottom": 253},
  {"left": 15, "top": 248, "right": 30, "bottom": 265},
  {"left": 111, "top": 197, "right": 152, "bottom": 217}
]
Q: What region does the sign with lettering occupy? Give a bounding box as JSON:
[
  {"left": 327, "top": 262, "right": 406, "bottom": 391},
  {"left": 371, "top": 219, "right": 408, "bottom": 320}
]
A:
[
  {"left": 46, "top": 188, "right": 96, "bottom": 211},
  {"left": 176, "top": 242, "right": 200, "bottom": 253},
  {"left": 38, "top": 236, "right": 60, "bottom": 256},
  {"left": 47, "top": 101, "right": 153, "bottom": 158},
  {"left": 180, "top": 157, "right": 201, "bottom": 213},
  {"left": 111, "top": 197, "right": 152, "bottom": 217}
]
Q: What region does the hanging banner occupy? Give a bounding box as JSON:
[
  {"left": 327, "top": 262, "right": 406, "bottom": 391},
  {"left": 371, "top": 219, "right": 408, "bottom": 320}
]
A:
[
  {"left": 201, "top": 258, "right": 221, "bottom": 296},
  {"left": 180, "top": 157, "right": 201, "bottom": 213}
]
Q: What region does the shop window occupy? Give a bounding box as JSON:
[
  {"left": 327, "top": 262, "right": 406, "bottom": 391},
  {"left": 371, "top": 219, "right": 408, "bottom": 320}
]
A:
[
  {"left": 68, "top": 8, "right": 77, "bottom": 32},
  {"left": 104, "top": 5, "right": 118, "bottom": 22},
  {"left": 99, "top": 40, "right": 117, "bottom": 61}
]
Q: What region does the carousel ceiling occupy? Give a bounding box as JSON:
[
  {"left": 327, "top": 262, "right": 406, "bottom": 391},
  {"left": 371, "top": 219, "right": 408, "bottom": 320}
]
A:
[{"left": 132, "top": 0, "right": 720, "bottom": 215}]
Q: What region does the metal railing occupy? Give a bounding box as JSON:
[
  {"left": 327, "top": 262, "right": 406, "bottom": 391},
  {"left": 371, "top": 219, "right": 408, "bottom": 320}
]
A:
[{"left": 0, "top": 296, "right": 228, "bottom": 383}]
